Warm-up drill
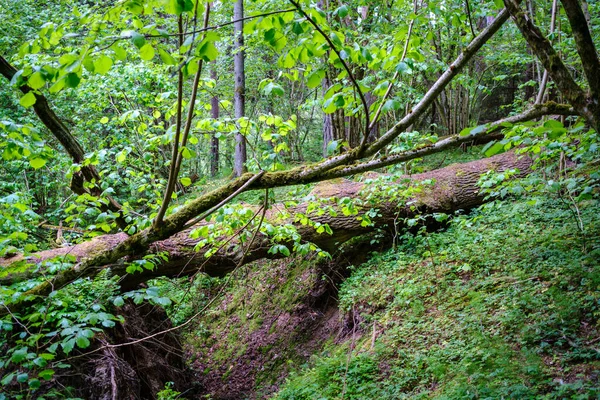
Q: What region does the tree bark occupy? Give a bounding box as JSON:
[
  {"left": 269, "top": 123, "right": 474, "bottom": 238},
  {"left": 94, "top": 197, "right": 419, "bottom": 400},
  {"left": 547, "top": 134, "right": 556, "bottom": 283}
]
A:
[
  {"left": 1, "top": 151, "right": 532, "bottom": 292},
  {"left": 233, "top": 0, "right": 247, "bottom": 177},
  {"left": 210, "top": 65, "right": 220, "bottom": 177},
  {"left": 535, "top": 0, "right": 559, "bottom": 105}
]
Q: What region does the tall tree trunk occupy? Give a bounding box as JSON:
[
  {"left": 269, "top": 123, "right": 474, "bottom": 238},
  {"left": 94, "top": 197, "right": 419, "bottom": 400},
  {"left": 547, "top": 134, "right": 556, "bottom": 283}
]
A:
[
  {"left": 233, "top": 0, "right": 247, "bottom": 177},
  {"left": 210, "top": 64, "right": 219, "bottom": 177}
]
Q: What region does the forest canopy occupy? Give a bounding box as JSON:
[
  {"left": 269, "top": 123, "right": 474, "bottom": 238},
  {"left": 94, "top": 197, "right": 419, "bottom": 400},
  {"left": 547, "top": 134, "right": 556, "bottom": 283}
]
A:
[{"left": 0, "top": 0, "right": 599, "bottom": 398}]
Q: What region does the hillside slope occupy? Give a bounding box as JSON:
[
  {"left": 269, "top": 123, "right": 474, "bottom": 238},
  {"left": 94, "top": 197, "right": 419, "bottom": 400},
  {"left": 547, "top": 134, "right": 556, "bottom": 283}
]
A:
[
  {"left": 186, "top": 194, "right": 599, "bottom": 399},
  {"left": 276, "top": 197, "right": 600, "bottom": 399}
]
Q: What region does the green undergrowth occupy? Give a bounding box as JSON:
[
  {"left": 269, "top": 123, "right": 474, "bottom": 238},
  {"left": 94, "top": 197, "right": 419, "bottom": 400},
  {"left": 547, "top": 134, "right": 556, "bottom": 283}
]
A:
[{"left": 275, "top": 196, "right": 600, "bottom": 399}]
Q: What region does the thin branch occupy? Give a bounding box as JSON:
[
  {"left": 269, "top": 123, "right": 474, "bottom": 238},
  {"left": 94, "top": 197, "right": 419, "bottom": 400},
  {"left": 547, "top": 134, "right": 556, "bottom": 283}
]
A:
[
  {"left": 536, "top": 0, "right": 559, "bottom": 104},
  {"left": 465, "top": 0, "right": 477, "bottom": 37},
  {"left": 317, "top": 102, "right": 576, "bottom": 179},
  {"left": 363, "top": 8, "right": 511, "bottom": 158},
  {"left": 172, "top": 4, "right": 212, "bottom": 194},
  {"left": 0, "top": 55, "right": 126, "bottom": 228},
  {"left": 147, "top": 8, "right": 296, "bottom": 38},
  {"left": 154, "top": 16, "right": 186, "bottom": 227},
  {"left": 71, "top": 191, "right": 270, "bottom": 354}
]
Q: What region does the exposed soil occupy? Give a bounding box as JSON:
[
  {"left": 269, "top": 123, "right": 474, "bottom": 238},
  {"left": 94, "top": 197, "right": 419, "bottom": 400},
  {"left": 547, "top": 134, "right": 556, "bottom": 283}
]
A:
[{"left": 188, "top": 237, "right": 380, "bottom": 399}]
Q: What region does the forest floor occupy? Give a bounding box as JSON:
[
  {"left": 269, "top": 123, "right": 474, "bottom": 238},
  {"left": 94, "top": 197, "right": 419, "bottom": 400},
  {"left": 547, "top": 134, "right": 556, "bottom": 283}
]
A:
[{"left": 182, "top": 186, "right": 600, "bottom": 398}]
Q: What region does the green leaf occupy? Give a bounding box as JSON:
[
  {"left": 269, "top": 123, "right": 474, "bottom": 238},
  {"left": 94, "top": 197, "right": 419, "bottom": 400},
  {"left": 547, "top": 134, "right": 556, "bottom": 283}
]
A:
[
  {"left": 130, "top": 31, "right": 146, "bottom": 49},
  {"left": 470, "top": 125, "right": 487, "bottom": 135},
  {"left": 112, "top": 44, "right": 127, "bottom": 61},
  {"left": 49, "top": 78, "right": 66, "bottom": 94},
  {"left": 139, "top": 44, "right": 155, "bottom": 61},
  {"left": 197, "top": 40, "right": 218, "bottom": 61},
  {"left": 30, "top": 158, "right": 46, "bottom": 170},
  {"left": 543, "top": 119, "right": 563, "bottom": 129},
  {"left": 381, "top": 99, "right": 401, "bottom": 113},
  {"left": 326, "top": 140, "right": 339, "bottom": 155},
  {"left": 306, "top": 70, "right": 324, "bottom": 89},
  {"left": 483, "top": 141, "right": 505, "bottom": 157},
  {"left": 61, "top": 338, "right": 75, "bottom": 354},
  {"left": 396, "top": 61, "right": 409, "bottom": 73},
  {"left": 279, "top": 246, "right": 290, "bottom": 257},
  {"left": 125, "top": 0, "right": 144, "bottom": 14},
  {"left": 336, "top": 5, "right": 349, "bottom": 18},
  {"left": 100, "top": 117, "right": 109, "bottom": 124},
  {"left": 459, "top": 127, "right": 473, "bottom": 136},
  {"left": 28, "top": 378, "right": 41, "bottom": 389},
  {"left": 38, "top": 369, "right": 55, "bottom": 381},
  {"left": 1, "top": 373, "right": 15, "bottom": 386},
  {"left": 158, "top": 48, "right": 176, "bottom": 65},
  {"left": 167, "top": 0, "right": 194, "bottom": 14},
  {"left": 11, "top": 347, "right": 28, "bottom": 364},
  {"left": 155, "top": 297, "right": 172, "bottom": 306},
  {"left": 16, "top": 373, "right": 28, "bottom": 383},
  {"left": 547, "top": 128, "right": 566, "bottom": 140},
  {"left": 28, "top": 72, "right": 45, "bottom": 89},
  {"left": 263, "top": 82, "right": 284, "bottom": 96},
  {"left": 94, "top": 55, "right": 113, "bottom": 75},
  {"left": 65, "top": 73, "right": 81, "bottom": 88},
  {"left": 180, "top": 177, "right": 192, "bottom": 187},
  {"left": 181, "top": 147, "right": 193, "bottom": 159},
  {"left": 19, "top": 92, "right": 37, "bottom": 108},
  {"left": 114, "top": 296, "right": 125, "bottom": 307},
  {"left": 76, "top": 335, "right": 90, "bottom": 349}
]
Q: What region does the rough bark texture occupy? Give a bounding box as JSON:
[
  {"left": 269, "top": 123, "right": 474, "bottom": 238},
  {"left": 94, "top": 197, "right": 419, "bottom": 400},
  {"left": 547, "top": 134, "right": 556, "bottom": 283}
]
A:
[
  {"left": 210, "top": 65, "right": 220, "bottom": 177},
  {"left": 233, "top": 0, "right": 247, "bottom": 177},
  {"left": 1, "top": 151, "right": 532, "bottom": 292}
]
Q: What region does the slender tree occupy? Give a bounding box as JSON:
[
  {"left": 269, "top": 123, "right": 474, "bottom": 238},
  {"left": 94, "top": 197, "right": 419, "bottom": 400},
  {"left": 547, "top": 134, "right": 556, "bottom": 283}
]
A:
[
  {"left": 233, "top": 0, "right": 247, "bottom": 177},
  {"left": 210, "top": 63, "right": 219, "bottom": 177}
]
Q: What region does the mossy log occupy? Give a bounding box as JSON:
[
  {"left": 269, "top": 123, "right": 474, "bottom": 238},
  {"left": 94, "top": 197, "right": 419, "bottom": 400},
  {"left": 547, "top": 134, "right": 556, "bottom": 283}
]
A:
[{"left": 1, "top": 151, "right": 531, "bottom": 294}]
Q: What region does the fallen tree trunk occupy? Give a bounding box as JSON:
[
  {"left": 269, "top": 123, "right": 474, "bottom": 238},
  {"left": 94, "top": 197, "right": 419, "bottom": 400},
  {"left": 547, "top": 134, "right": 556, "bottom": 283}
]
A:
[{"left": 1, "top": 151, "right": 531, "bottom": 292}]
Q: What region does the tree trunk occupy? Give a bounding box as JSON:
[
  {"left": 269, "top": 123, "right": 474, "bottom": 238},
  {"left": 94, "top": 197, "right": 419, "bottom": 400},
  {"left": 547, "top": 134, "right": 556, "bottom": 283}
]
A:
[
  {"left": 1, "top": 151, "right": 532, "bottom": 292},
  {"left": 210, "top": 65, "right": 219, "bottom": 177},
  {"left": 233, "top": 0, "right": 247, "bottom": 177}
]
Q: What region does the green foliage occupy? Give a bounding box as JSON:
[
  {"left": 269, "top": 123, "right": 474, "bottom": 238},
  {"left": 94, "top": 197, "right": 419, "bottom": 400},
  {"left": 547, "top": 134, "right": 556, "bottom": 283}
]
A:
[
  {"left": 156, "top": 381, "right": 182, "bottom": 400},
  {"left": 0, "top": 264, "right": 123, "bottom": 398}
]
